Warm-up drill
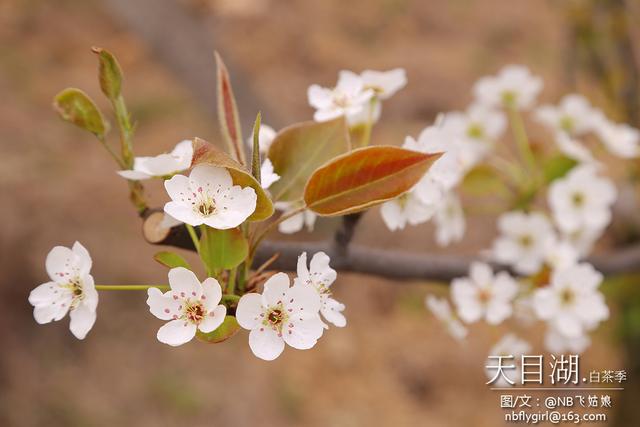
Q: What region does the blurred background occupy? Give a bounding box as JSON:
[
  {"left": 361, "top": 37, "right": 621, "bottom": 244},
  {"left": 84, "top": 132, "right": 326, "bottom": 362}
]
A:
[{"left": 1, "top": 0, "right": 639, "bottom": 426}]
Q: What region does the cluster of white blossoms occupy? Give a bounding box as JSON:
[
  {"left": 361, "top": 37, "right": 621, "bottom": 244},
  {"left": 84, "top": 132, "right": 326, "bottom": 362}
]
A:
[
  {"left": 424, "top": 64, "right": 631, "bottom": 360},
  {"left": 308, "top": 68, "right": 407, "bottom": 126},
  {"left": 236, "top": 252, "right": 345, "bottom": 360},
  {"left": 536, "top": 94, "right": 640, "bottom": 162}
]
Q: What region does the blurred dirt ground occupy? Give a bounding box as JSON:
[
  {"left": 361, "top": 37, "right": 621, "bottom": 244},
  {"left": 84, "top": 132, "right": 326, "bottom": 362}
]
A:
[{"left": 0, "top": 0, "right": 628, "bottom": 426}]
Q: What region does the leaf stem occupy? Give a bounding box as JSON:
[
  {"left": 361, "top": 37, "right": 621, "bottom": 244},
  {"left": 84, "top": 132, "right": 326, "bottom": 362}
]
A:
[
  {"left": 227, "top": 267, "right": 237, "bottom": 295},
  {"left": 507, "top": 105, "right": 538, "bottom": 179},
  {"left": 186, "top": 224, "right": 200, "bottom": 253}
]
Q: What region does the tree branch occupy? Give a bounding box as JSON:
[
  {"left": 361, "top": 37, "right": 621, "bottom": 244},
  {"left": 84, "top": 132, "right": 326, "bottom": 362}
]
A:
[{"left": 142, "top": 210, "right": 640, "bottom": 282}]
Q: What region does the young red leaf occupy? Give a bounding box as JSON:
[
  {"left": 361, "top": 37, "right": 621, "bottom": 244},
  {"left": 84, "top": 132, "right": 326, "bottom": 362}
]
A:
[
  {"left": 268, "top": 117, "right": 350, "bottom": 201},
  {"left": 215, "top": 52, "right": 246, "bottom": 166},
  {"left": 304, "top": 145, "right": 441, "bottom": 216}
]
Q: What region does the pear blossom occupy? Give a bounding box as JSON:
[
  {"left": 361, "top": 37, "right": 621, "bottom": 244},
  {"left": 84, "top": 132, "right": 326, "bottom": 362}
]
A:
[
  {"left": 533, "top": 263, "right": 609, "bottom": 338},
  {"left": 553, "top": 131, "right": 596, "bottom": 164},
  {"left": 260, "top": 158, "right": 280, "bottom": 189},
  {"left": 236, "top": 272, "right": 324, "bottom": 361},
  {"left": 562, "top": 225, "right": 605, "bottom": 257},
  {"left": 380, "top": 189, "right": 436, "bottom": 231},
  {"left": 307, "top": 70, "right": 374, "bottom": 125},
  {"left": 275, "top": 202, "right": 317, "bottom": 234},
  {"left": 451, "top": 262, "right": 519, "bottom": 325},
  {"left": 295, "top": 252, "right": 345, "bottom": 327},
  {"left": 491, "top": 211, "right": 555, "bottom": 275},
  {"left": 535, "top": 94, "right": 599, "bottom": 136},
  {"left": 146, "top": 267, "right": 226, "bottom": 346},
  {"left": 164, "top": 164, "right": 257, "bottom": 229},
  {"left": 434, "top": 192, "right": 465, "bottom": 246},
  {"left": 28, "top": 242, "right": 98, "bottom": 339},
  {"left": 594, "top": 116, "right": 640, "bottom": 159},
  {"left": 543, "top": 238, "right": 580, "bottom": 270},
  {"left": 548, "top": 165, "right": 616, "bottom": 234},
  {"left": 246, "top": 124, "right": 277, "bottom": 153},
  {"left": 361, "top": 68, "right": 407, "bottom": 100},
  {"left": 473, "top": 65, "right": 543, "bottom": 111},
  {"left": 486, "top": 334, "right": 531, "bottom": 386},
  {"left": 441, "top": 105, "right": 506, "bottom": 166},
  {"left": 425, "top": 296, "right": 467, "bottom": 340},
  {"left": 544, "top": 327, "right": 591, "bottom": 354},
  {"left": 117, "top": 140, "right": 193, "bottom": 180}
]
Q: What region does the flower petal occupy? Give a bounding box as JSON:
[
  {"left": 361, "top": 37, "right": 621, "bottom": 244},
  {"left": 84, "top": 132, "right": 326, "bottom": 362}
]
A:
[
  {"left": 283, "top": 314, "right": 324, "bottom": 350},
  {"left": 190, "top": 164, "right": 233, "bottom": 190},
  {"left": 157, "top": 319, "right": 197, "bottom": 346},
  {"left": 209, "top": 186, "right": 257, "bottom": 229},
  {"left": 198, "top": 305, "right": 227, "bottom": 333},
  {"left": 201, "top": 277, "right": 223, "bottom": 309},
  {"left": 236, "top": 293, "right": 264, "bottom": 330},
  {"left": 321, "top": 297, "right": 346, "bottom": 327},
  {"left": 147, "top": 287, "right": 181, "bottom": 320},
  {"left": 69, "top": 301, "right": 97, "bottom": 339},
  {"left": 249, "top": 327, "right": 285, "bottom": 361},
  {"left": 263, "top": 273, "right": 291, "bottom": 306},
  {"left": 45, "top": 246, "right": 77, "bottom": 284},
  {"left": 168, "top": 267, "right": 202, "bottom": 300},
  {"left": 309, "top": 252, "right": 337, "bottom": 288},
  {"left": 285, "top": 283, "right": 321, "bottom": 314}
]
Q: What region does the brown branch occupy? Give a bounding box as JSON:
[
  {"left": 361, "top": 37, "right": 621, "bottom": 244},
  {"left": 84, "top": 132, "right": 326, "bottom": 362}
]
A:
[{"left": 142, "top": 210, "right": 640, "bottom": 281}]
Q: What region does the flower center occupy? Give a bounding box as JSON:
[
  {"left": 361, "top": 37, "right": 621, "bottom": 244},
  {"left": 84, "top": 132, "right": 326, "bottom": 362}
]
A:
[
  {"left": 477, "top": 287, "right": 492, "bottom": 304},
  {"left": 467, "top": 123, "right": 484, "bottom": 139},
  {"left": 572, "top": 192, "right": 584, "bottom": 207},
  {"left": 333, "top": 93, "right": 350, "bottom": 108},
  {"left": 560, "top": 116, "right": 574, "bottom": 133},
  {"left": 62, "top": 277, "right": 84, "bottom": 307},
  {"left": 519, "top": 234, "right": 533, "bottom": 248},
  {"left": 196, "top": 199, "right": 216, "bottom": 217},
  {"left": 560, "top": 288, "right": 575, "bottom": 306},
  {"left": 263, "top": 303, "right": 289, "bottom": 333},
  {"left": 501, "top": 91, "right": 517, "bottom": 107},
  {"left": 184, "top": 301, "right": 205, "bottom": 323}
]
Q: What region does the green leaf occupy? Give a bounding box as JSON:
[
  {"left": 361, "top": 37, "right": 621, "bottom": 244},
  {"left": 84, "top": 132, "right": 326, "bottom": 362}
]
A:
[
  {"left": 268, "top": 117, "right": 351, "bottom": 201},
  {"left": 304, "top": 145, "right": 441, "bottom": 216},
  {"left": 91, "top": 47, "right": 122, "bottom": 101},
  {"left": 196, "top": 315, "right": 240, "bottom": 344},
  {"left": 461, "top": 165, "right": 506, "bottom": 196},
  {"left": 53, "top": 88, "right": 107, "bottom": 136},
  {"left": 192, "top": 137, "right": 274, "bottom": 221},
  {"left": 215, "top": 52, "right": 246, "bottom": 165},
  {"left": 200, "top": 227, "right": 248, "bottom": 271},
  {"left": 543, "top": 154, "right": 577, "bottom": 183},
  {"left": 251, "top": 112, "right": 262, "bottom": 183},
  {"left": 153, "top": 251, "right": 191, "bottom": 270}
]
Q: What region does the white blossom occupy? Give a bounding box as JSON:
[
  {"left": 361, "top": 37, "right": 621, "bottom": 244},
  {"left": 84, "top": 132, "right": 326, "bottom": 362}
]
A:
[
  {"left": 246, "top": 124, "right": 277, "bottom": 153},
  {"left": 146, "top": 267, "right": 226, "bottom": 346},
  {"left": 486, "top": 334, "right": 531, "bottom": 386},
  {"left": 473, "top": 65, "right": 543, "bottom": 111},
  {"left": 553, "top": 131, "right": 596, "bottom": 164},
  {"left": 380, "top": 189, "right": 436, "bottom": 231},
  {"left": 451, "top": 262, "right": 519, "bottom": 325},
  {"left": 307, "top": 70, "right": 374, "bottom": 125},
  {"left": 594, "top": 115, "right": 640, "bottom": 159},
  {"left": 492, "top": 211, "right": 555, "bottom": 275},
  {"left": 426, "top": 296, "right": 467, "bottom": 340},
  {"left": 117, "top": 140, "right": 193, "bottom": 180},
  {"left": 274, "top": 202, "right": 317, "bottom": 234},
  {"left": 544, "top": 238, "right": 580, "bottom": 270},
  {"left": 295, "top": 252, "right": 346, "bottom": 327},
  {"left": 236, "top": 272, "right": 324, "bottom": 361},
  {"left": 164, "top": 164, "right": 257, "bottom": 229},
  {"left": 28, "top": 242, "right": 98, "bottom": 339},
  {"left": 260, "top": 158, "right": 280, "bottom": 189},
  {"left": 533, "top": 263, "right": 609, "bottom": 338},
  {"left": 544, "top": 327, "right": 591, "bottom": 354},
  {"left": 361, "top": 68, "right": 407, "bottom": 100},
  {"left": 548, "top": 165, "right": 616, "bottom": 234},
  {"left": 434, "top": 192, "right": 465, "bottom": 246},
  {"left": 535, "top": 94, "right": 599, "bottom": 136}
]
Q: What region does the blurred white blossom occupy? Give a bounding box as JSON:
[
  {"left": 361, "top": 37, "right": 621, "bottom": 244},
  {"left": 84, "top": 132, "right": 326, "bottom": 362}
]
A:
[
  {"left": 275, "top": 202, "right": 317, "bottom": 234},
  {"left": 361, "top": 68, "right": 407, "bottom": 100},
  {"left": 434, "top": 192, "right": 465, "bottom": 246},
  {"left": 492, "top": 211, "right": 555, "bottom": 275},
  {"left": 260, "top": 158, "right": 280, "bottom": 189},
  {"left": 548, "top": 165, "right": 616, "bottom": 234},
  {"left": 473, "top": 65, "right": 543, "bottom": 111},
  {"left": 544, "top": 326, "right": 591, "bottom": 354},
  {"left": 426, "top": 296, "right": 467, "bottom": 340},
  {"left": 536, "top": 94, "right": 599, "bottom": 136},
  {"left": 380, "top": 190, "right": 436, "bottom": 231},
  {"left": 308, "top": 70, "right": 374, "bottom": 125},
  {"left": 486, "top": 334, "right": 531, "bottom": 386},
  {"left": 594, "top": 115, "right": 640, "bottom": 159},
  {"left": 533, "top": 263, "right": 609, "bottom": 338},
  {"left": 451, "top": 262, "right": 518, "bottom": 325},
  {"left": 246, "top": 124, "right": 277, "bottom": 153}
]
